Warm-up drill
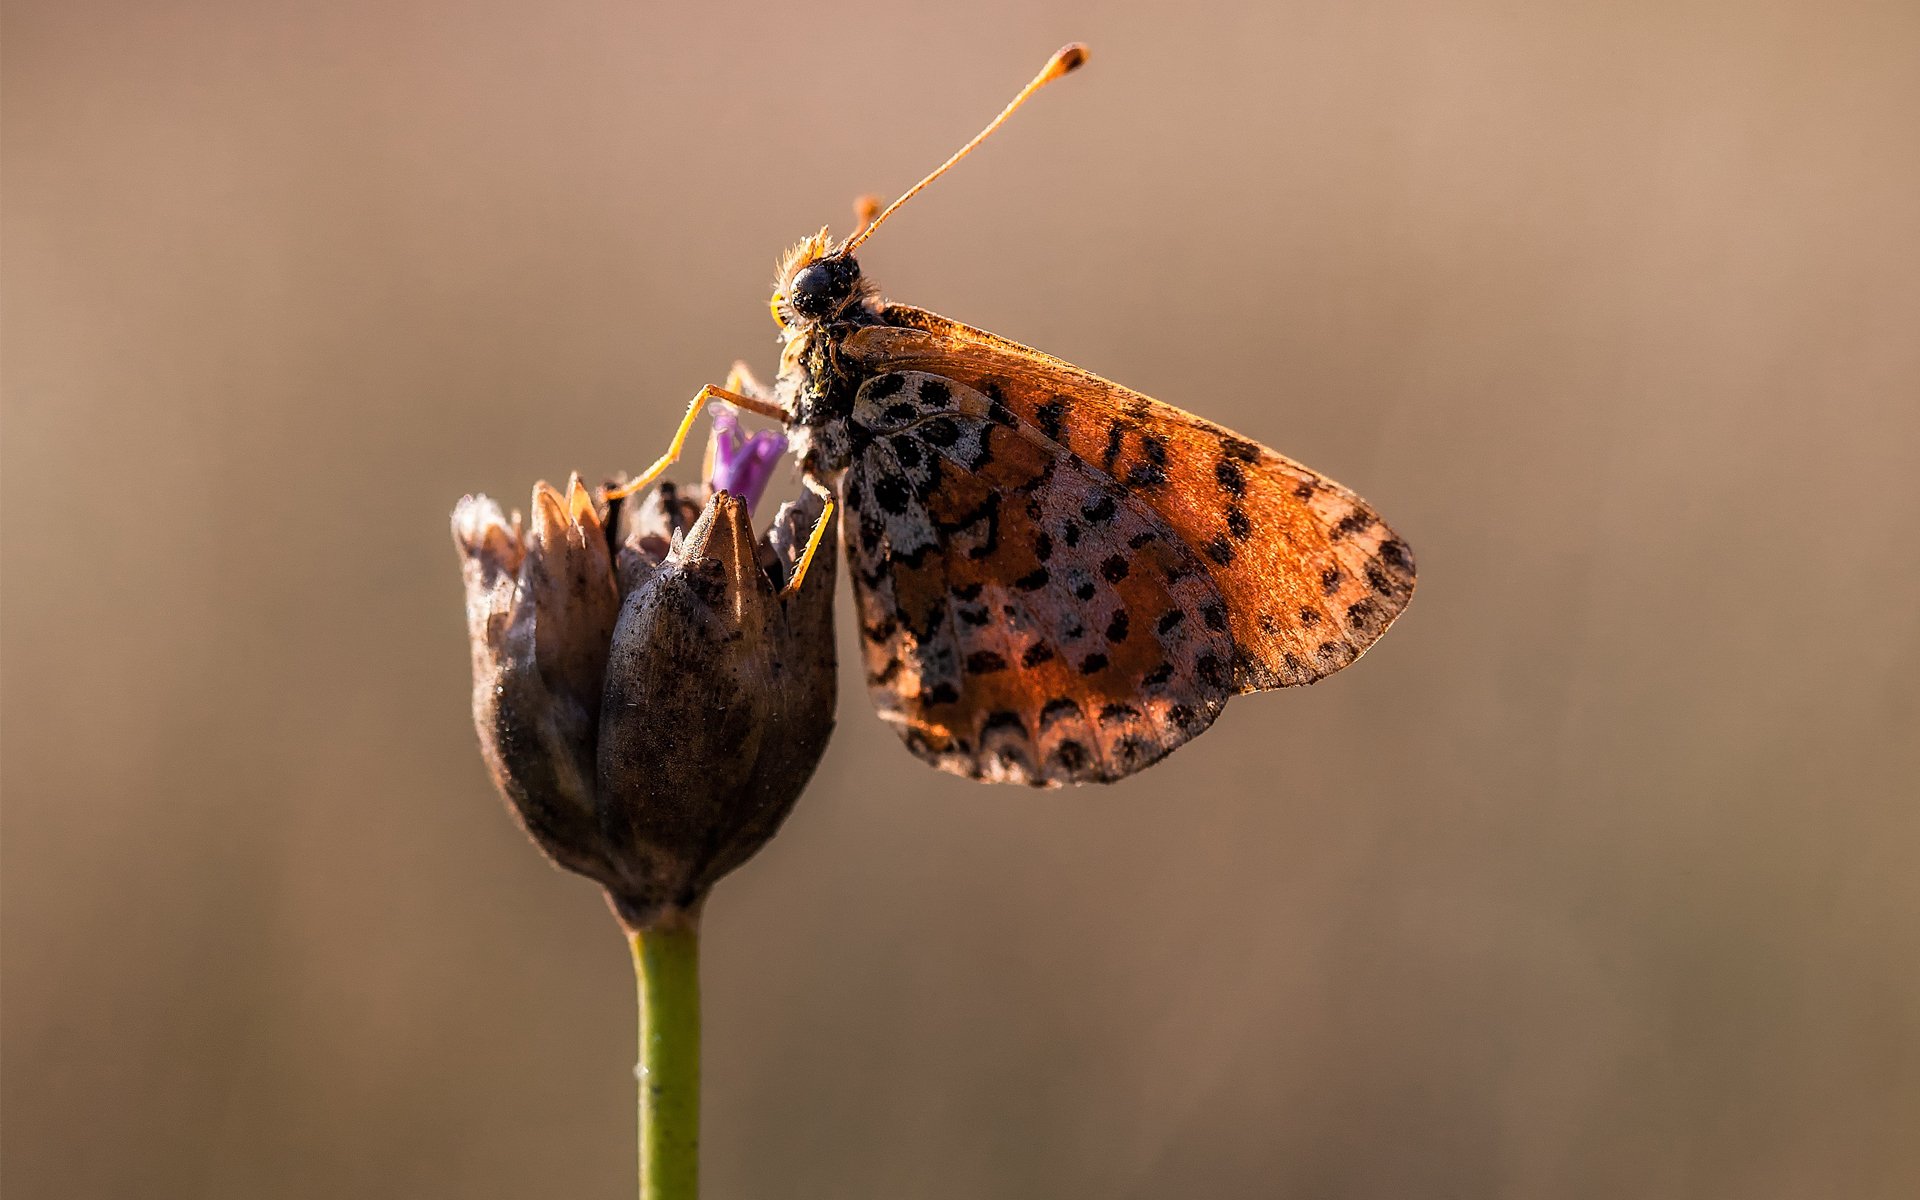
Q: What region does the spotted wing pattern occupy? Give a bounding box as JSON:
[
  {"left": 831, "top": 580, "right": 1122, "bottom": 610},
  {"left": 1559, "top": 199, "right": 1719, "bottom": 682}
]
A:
[
  {"left": 846, "top": 308, "right": 1416, "bottom": 693},
  {"left": 841, "top": 371, "right": 1235, "bottom": 785}
]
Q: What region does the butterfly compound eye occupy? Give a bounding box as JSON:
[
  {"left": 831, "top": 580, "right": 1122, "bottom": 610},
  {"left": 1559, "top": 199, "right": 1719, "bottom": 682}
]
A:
[{"left": 788, "top": 256, "right": 860, "bottom": 319}]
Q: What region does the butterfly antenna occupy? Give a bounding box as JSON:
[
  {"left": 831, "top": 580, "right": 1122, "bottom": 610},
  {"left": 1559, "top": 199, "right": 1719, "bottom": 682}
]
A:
[{"left": 841, "top": 43, "right": 1089, "bottom": 254}]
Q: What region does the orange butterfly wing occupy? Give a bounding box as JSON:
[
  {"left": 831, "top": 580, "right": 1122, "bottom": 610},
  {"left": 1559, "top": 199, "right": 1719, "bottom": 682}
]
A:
[
  {"left": 845, "top": 305, "right": 1416, "bottom": 692},
  {"left": 840, "top": 370, "right": 1235, "bottom": 785}
]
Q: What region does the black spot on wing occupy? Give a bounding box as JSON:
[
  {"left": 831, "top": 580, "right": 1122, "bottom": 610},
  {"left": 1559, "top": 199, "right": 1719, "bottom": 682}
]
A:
[
  {"left": 1377, "top": 538, "right": 1415, "bottom": 574},
  {"left": 1035, "top": 399, "right": 1066, "bottom": 442},
  {"left": 1200, "top": 601, "right": 1228, "bottom": 633},
  {"left": 1196, "top": 654, "right": 1227, "bottom": 688},
  {"left": 1315, "top": 640, "right": 1355, "bottom": 666},
  {"left": 964, "top": 429, "right": 997, "bottom": 472},
  {"left": 921, "top": 417, "right": 961, "bottom": 447},
  {"left": 1220, "top": 435, "right": 1261, "bottom": 462},
  {"left": 889, "top": 435, "right": 923, "bottom": 470},
  {"left": 966, "top": 651, "right": 1008, "bottom": 675},
  {"left": 1050, "top": 740, "right": 1089, "bottom": 773},
  {"left": 1117, "top": 432, "right": 1169, "bottom": 490},
  {"left": 1331, "top": 510, "right": 1374, "bottom": 541},
  {"left": 1345, "top": 599, "right": 1383, "bottom": 633},
  {"left": 980, "top": 709, "right": 1028, "bottom": 741},
  {"left": 1039, "top": 698, "right": 1081, "bottom": 729},
  {"left": 873, "top": 472, "right": 911, "bottom": 515}
]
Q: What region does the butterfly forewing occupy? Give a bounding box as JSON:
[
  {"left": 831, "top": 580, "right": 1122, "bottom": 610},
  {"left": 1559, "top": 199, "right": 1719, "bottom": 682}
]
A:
[
  {"left": 845, "top": 308, "right": 1417, "bottom": 695},
  {"left": 843, "top": 370, "right": 1235, "bottom": 785}
]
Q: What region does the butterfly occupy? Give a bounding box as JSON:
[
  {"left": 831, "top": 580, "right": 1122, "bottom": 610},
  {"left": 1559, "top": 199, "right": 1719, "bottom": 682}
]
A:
[{"left": 616, "top": 43, "right": 1415, "bottom": 787}]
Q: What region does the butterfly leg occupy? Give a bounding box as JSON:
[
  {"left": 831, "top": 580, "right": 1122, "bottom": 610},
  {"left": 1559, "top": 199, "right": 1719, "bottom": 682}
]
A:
[
  {"left": 606, "top": 382, "right": 787, "bottom": 500},
  {"left": 724, "top": 361, "right": 776, "bottom": 404},
  {"left": 780, "top": 474, "right": 837, "bottom": 599}
]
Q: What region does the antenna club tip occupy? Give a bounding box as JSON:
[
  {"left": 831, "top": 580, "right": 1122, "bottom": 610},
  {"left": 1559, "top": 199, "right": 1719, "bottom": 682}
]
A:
[{"left": 1047, "top": 43, "right": 1090, "bottom": 79}]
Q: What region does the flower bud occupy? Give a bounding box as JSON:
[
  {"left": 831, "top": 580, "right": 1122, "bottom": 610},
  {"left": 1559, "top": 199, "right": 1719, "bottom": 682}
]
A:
[{"left": 453, "top": 468, "right": 836, "bottom": 930}]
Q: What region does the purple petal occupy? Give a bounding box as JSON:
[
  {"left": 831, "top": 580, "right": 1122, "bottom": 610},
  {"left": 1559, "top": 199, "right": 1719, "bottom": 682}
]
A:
[{"left": 706, "top": 405, "right": 789, "bottom": 514}]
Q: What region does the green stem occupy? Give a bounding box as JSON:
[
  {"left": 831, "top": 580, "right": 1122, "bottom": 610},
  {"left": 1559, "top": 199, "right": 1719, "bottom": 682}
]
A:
[{"left": 629, "top": 908, "right": 701, "bottom": 1200}]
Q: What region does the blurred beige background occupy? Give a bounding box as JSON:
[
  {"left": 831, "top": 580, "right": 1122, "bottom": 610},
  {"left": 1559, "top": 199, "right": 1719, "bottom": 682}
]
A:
[{"left": 6, "top": 1, "right": 1918, "bottom": 1196}]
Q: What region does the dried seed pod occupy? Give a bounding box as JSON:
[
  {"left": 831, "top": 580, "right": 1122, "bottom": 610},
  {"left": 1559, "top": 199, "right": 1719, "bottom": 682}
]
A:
[{"left": 454, "top": 468, "right": 836, "bottom": 930}]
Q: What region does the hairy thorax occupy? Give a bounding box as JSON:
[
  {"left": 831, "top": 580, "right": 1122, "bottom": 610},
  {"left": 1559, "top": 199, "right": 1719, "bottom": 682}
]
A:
[{"left": 779, "top": 305, "right": 885, "bottom": 474}]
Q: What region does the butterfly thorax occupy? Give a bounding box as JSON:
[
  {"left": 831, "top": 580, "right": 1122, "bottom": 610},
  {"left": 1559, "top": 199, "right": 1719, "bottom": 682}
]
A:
[
  {"left": 772, "top": 242, "right": 886, "bottom": 473},
  {"left": 777, "top": 324, "right": 867, "bottom": 472}
]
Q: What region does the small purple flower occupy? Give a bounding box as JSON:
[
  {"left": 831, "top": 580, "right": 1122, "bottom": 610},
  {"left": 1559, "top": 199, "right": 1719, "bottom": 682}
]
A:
[{"left": 705, "top": 406, "right": 788, "bottom": 513}]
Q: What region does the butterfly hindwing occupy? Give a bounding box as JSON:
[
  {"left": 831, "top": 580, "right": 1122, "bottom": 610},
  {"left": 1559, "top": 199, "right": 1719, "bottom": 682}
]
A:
[
  {"left": 845, "top": 308, "right": 1416, "bottom": 693},
  {"left": 842, "top": 370, "right": 1234, "bottom": 786}
]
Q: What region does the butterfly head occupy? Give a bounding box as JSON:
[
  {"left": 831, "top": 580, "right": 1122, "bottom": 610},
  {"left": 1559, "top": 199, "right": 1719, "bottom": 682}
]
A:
[{"left": 770, "top": 231, "right": 873, "bottom": 333}]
